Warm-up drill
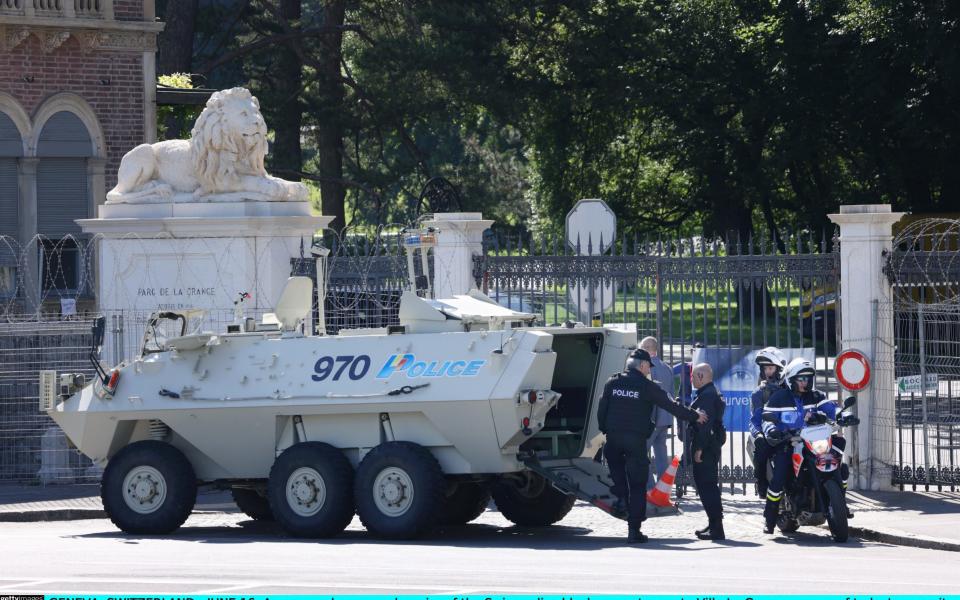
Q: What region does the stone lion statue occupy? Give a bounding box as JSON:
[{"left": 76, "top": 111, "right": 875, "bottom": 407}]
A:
[{"left": 106, "top": 87, "right": 308, "bottom": 204}]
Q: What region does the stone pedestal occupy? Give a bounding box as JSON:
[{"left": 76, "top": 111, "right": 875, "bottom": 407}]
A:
[
  {"left": 422, "top": 213, "right": 494, "bottom": 298},
  {"left": 829, "top": 204, "right": 905, "bottom": 491},
  {"left": 79, "top": 200, "right": 330, "bottom": 362}
]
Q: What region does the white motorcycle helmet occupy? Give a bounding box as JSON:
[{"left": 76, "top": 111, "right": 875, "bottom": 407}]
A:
[
  {"left": 755, "top": 346, "right": 786, "bottom": 380},
  {"left": 783, "top": 357, "right": 816, "bottom": 390}
]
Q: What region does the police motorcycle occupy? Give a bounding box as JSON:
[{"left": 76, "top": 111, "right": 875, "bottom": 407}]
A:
[{"left": 761, "top": 395, "right": 859, "bottom": 542}]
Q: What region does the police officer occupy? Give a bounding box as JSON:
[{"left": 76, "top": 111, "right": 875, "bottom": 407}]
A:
[
  {"left": 598, "top": 348, "right": 707, "bottom": 543},
  {"left": 689, "top": 363, "right": 726, "bottom": 541},
  {"left": 749, "top": 347, "right": 787, "bottom": 499},
  {"left": 761, "top": 358, "right": 856, "bottom": 533}
]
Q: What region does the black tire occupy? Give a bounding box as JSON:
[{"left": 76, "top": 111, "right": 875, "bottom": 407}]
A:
[
  {"left": 231, "top": 487, "right": 274, "bottom": 521},
  {"left": 354, "top": 441, "right": 445, "bottom": 539},
  {"left": 439, "top": 481, "right": 491, "bottom": 526},
  {"left": 824, "top": 479, "right": 849, "bottom": 542},
  {"left": 491, "top": 471, "right": 576, "bottom": 527},
  {"left": 777, "top": 513, "right": 800, "bottom": 534},
  {"left": 101, "top": 440, "right": 197, "bottom": 535},
  {"left": 267, "top": 442, "right": 355, "bottom": 538}
]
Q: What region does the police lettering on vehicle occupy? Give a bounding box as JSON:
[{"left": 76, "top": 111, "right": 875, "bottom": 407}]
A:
[
  {"left": 311, "top": 353, "right": 486, "bottom": 382},
  {"left": 376, "top": 353, "right": 485, "bottom": 379},
  {"left": 612, "top": 388, "right": 639, "bottom": 399}
]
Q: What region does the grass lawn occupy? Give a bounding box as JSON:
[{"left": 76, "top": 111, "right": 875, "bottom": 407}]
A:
[{"left": 492, "top": 283, "right": 836, "bottom": 355}]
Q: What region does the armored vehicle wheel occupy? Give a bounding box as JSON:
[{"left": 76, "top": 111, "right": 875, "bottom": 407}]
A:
[
  {"left": 824, "top": 479, "right": 849, "bottom": 543},
  {"left": 354, "top": 441, "right": 445, "bottom": 539},
  {"left": 101, "top": 440, "right": 197, "bottom": 535},
  {"left": 267, "top": 442, "right": 355, "bottom": 538},
  {"left": 492, "top": 471, "right": 575, "bottom": 527},
  {"left": 231, "top": 487, "right": 274, "bottom": 521},
  {"left": 439, "top": 481, "right": 491, "bottom": 526}
]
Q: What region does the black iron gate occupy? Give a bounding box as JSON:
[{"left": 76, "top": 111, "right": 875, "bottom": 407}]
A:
[{"left": 474, "top": 231, "right": 841, "bottom": 490}]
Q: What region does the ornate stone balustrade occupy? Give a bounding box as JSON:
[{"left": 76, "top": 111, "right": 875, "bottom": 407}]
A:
[
  {"left": 0, "top": 0, "right": 160, "bottom": 54},
  {"left": 0, "top": 0, "right": 115, "bottom": 20}
]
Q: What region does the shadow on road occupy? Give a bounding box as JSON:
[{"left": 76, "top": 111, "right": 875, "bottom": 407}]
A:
[
  {"left": 70, "top": 517, "right": 764, "bottom": 551},
  {"left": 770, "top": 529, "right": 872, "bottom": 549}
]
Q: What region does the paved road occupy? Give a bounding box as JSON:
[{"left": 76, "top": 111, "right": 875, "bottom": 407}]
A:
[{"left": 1, "top": 500, "right": 959, "bottom": 595}]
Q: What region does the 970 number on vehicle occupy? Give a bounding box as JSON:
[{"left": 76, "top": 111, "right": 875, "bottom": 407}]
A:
[{"left": 312, "top": 355, "right": 371, "bottom": 381}]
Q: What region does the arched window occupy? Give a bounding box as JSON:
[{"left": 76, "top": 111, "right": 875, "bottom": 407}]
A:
[
  {"left": 36, "top": 111, "right": 94, "bottom": 295},
  {"left": 0, "top": 111, "right": 22, "bottom": 297}
]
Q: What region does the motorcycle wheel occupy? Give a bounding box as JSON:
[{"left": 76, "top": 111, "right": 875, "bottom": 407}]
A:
[
  {"left": 824, "top": 479, "right": 849, "bottom": 543},
  {"left": 777, "top": 513, "right": 799, "bottom": 534}
]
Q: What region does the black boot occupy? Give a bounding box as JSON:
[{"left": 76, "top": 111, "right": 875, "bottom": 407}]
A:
[
  {"left": 627, "top": 528, "right": 649, "bottom": 544},
  {"left": 696, "top": 518, "right": 725, "bottom": 540},
  {"left": 763, "top": 499, "right": 780, "bottom": 534},
  {"left": 611, "top": 498, "right": 628, "bottom": 518},
  {"left": 695, "top": 523, "right": 711, "bottom": 536}
]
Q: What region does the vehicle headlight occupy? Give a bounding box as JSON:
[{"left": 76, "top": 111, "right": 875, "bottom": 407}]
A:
[{"left": 809, "top": 438, "right": 831, "bottom": 455}]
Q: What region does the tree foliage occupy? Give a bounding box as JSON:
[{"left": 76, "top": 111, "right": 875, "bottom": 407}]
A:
[{"left": 179, "top": 0, "right": 959, "bottom": 237}]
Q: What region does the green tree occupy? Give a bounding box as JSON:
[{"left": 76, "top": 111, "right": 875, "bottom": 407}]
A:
[{"left": 179, "top": 0, "right": 959, "bottom": 235}]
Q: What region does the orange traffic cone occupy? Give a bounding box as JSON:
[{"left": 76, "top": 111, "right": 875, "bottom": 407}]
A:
[{"left": 646, "top": 455, "right": 680, "bottom": 508}]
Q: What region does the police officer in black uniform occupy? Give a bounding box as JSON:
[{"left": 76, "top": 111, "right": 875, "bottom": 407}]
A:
[
  {"left": 598, "top": 348, "right": 707, "bottom": 543},
  {"left": 689, "top": 363, "right": 726, "bottom": 541}
]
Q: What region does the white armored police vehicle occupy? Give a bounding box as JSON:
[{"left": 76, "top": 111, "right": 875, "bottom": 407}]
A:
[{"left": 42, "top": 230, "right": 638, "bottom": 539}]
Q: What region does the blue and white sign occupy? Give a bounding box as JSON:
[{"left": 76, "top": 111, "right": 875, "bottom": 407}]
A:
[{"left": 692, "top": 347, "right": 816, "bottom": 432}]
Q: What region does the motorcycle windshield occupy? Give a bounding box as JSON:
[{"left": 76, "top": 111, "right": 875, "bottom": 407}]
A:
[{"left": 800, "top": 424, "right": 832, "bottom": 443}]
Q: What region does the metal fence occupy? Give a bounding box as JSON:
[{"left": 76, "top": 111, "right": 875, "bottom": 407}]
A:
[
  {"left": 881, "top": 303, "right": 960, "bottom": 491},
  {"left": 0, "top": 230, "right": 418, "bottom": 334},
  {"left": 474, "top": 230, "right": 841, "bottom": 490},
  {"left": 293, "top": 229, "right": 420, "bottom": 335},
  {"left": 0, "top": 228, "right": 420, "bottom": 483},
  {"left": 0, "top": 319, "right": 99, "bottom": 483},
  {"left": 882, "top": 218, "right": 960, "bottom": 491},
  {"left": 0, "top": 226, "right": 842, "bottom": 487}
]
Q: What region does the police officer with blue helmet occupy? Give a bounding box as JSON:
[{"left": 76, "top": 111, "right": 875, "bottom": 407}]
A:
[
  {"left": 750, "top": 347, "right": 787, "bottom": 498},
  {"left": 598, "top": 348, "right": 707, "bottom": 543},
  {"left": 761, "top": 357, "right": 851, "bottom": 533}
]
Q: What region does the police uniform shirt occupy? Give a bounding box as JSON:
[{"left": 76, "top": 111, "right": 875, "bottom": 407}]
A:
[
  {"left": 598, "top": 370, "right": 699, "bottom": 436},
  {"left": 762, "top": 388, "right": 837, "bottom": 436}
]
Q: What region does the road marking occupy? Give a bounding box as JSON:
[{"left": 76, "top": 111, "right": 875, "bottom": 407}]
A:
[
  {"left": 193, "top": 583, "right": 271, "bottom": 594},
  {"left": 0, "top": 579, "right": 55, "bottom": 589}
]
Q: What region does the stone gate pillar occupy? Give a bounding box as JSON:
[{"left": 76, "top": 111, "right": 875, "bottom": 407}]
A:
[
  {"left": 829, "top": 204, "right": 905, "bottom": 491},
  {"left": 422, "top": 212, "right": 494, "bottom": 298}
]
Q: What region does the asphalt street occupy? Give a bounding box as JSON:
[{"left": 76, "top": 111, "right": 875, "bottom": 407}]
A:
[{"left": 1, "top": 500, "right": 958, "bottom": 595}]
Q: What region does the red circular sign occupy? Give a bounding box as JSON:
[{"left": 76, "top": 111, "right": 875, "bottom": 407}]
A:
[{"left": 835, "top": 348, "right": 871, "bottom": 391}]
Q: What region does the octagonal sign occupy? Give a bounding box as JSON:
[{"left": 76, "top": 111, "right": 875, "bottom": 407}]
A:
[
  {"left": 565, "top": 199, "right": 616, "bottom": 322},
  {"left": 566, "top": 199, "right": 616, "bottom": 255}
]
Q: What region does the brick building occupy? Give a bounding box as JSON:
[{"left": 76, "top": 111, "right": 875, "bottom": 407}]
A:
[{"left": 0, "top": 1, "right": 161, "bottom": 310}]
